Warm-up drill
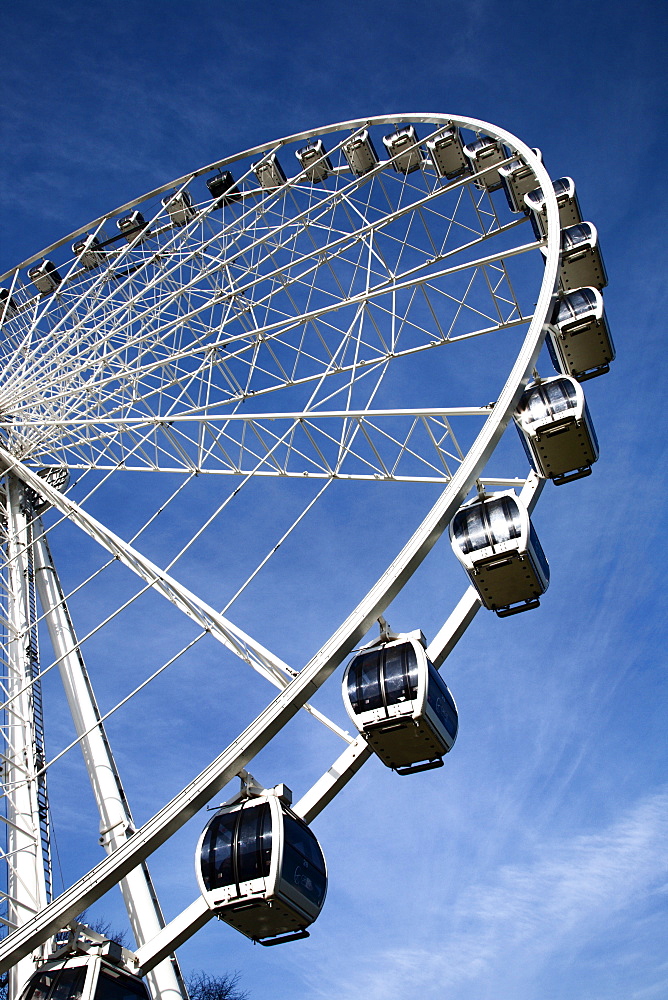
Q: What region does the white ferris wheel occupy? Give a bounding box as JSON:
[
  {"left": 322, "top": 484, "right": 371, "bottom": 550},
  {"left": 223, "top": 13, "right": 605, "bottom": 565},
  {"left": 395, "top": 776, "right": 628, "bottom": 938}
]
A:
[{"left": 0, "top": 115, "right": 612, "bottom": 1000}]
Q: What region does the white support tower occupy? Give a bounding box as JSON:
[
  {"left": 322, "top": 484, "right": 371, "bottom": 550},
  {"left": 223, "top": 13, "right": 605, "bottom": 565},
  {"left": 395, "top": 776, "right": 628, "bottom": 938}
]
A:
[
  {"left": 31, "top": 518, "right": 185, "bottom": 1000},
  {"left": 1, "top": 476, "right": 50, "bottom": 999}
]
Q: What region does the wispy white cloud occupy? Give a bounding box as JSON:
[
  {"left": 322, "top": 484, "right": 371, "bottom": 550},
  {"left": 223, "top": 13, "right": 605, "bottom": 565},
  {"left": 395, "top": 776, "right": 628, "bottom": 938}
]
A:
[{"left": 306, "top": 786, "right": 668, "bottom": 1000}]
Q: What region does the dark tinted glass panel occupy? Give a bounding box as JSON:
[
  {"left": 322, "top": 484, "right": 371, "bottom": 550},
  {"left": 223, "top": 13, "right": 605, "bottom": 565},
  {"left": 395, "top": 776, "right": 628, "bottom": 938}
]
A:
[
  {"left": 95, "top": 972, "right": 150, "bottom": 1000},
  {"left": 468, "top": 136, "right": 494, "bottom": 154},
  {"left": 236, "top": 803, "right": 272, "bottom": 883},
  {"left": 452, "top": 506, "right": 489, "bottom": 555},
  {"left": 51, "top": 968, "right": 87, "bottom": 1000},
  {"left": 282, "top": 814, "right": 327, "bottom": 908},
  {"left": 24, "top": 970, "right": 63, "bottom": 1000},
  {"left": 529, "top": 524, "right": 550, "bottom": 581},
  {"left": 406, "top": 646, "right": 419, "bottom": 696},
  {"left": 546, "top": 333, "right": 562, "bottom": 372},
  {"left": 584, "top": 400, "right": 599, "bottom": 451},
  {"left": 282, "top": 842, "right": 327, "bottom": 908},
  {"left": 487, "top": 497, "right": 521, "bottom": 545},
  {"left": 383, "top": 643, "right": 417, "bottom": 705},
  {"left": 569, "top": 288, "right": 596, "bottom": 314},
  {"left": 346, "top": 658, "right": 360, "bottom": 704},
  {"left": 545, "top": 379, "right": 576, "bottom": 413},
  {"left": 283, "top": 815, "right": 326, "bottom": 873},
  {"left": 201, "top": 811, "right": 236, "bottom": 890},
  {"left": 521, "top": 381, "right": 576, "bottom": 425},
  {"left": 520, "top": 386, "right": 550, "bottom": 424},
  {"left": 348, "top": 650, "right": 383, "bottom": 712},
  {"left": 515, "top": 420, "right": 536, "bottom": 466},
  {"left": 426, "top": 665, "right": 459, "bottom": 740},
  {"left": 556, "top": 288, "right": 596, "bottom": 325},
  {"left": 562, "top": 223, "right": 591, "bottom": 249}
]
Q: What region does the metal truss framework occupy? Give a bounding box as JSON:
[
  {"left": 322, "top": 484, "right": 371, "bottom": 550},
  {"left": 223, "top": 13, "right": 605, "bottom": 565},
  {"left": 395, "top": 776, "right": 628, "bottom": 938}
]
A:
[{"left": 0, "top": 115, "right": 560, "bottom": 992}]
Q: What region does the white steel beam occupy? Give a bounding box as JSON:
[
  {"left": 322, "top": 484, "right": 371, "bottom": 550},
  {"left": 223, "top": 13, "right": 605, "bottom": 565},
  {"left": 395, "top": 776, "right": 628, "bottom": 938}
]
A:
[
  {"left": 3, "top": 477, "right": 49, "bottom": 999},
  {"left": 133, "top": 898, "right": 212, "bottom": 976},
  {"left": 32, "top": 522, "right": 185, "bottom": 1000},
  {"left": 0, "top": 447, "right": 305, "bottom": 692}
]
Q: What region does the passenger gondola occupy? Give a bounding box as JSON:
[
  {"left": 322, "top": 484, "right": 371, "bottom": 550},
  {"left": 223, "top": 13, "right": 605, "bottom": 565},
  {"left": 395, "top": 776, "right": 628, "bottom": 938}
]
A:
[
  {"left": 463, "top": 135, "right": 509, "bottom": 191},
  {"left": 499, "top": 148, "right": 543, "bottom": 213},
  {"left": 343, "top": 129, "right": 379, "bottom": 176},
  {"left": 342, "top": 631, "right": 458, "bottom": 775},
  {"left": 514, "top": 376, "right": 599, "bottom": 484},
  {"left": 548, "top": 286, "right": 615, "bottom": 381},
  {"left": 162, "top": 190, "right": 195, "bottom": 225},
  {"left": 295, "top": 140, "right": 332, "bottom": 183},
  {"left": 18, "top": 940, "right": 149, "bottom": 1000},
  {"left": 197, "top": 784, "right": 327, "bottom": 946},
  {"left": 525, "top": 177, "right": 582, "bottom": 238},
  {"left": 450, "top": 492, "right": 549, "bottom": 616},
  {"left": 206, "top": 171, "right": 242, "bottom": 205},
  {"left": 426, "top": 126, "right": 470, "bottom": 179},
  {"left": 558, "top": 222, "right": 607, "bottom": 291},
  {"left": 383, "top": 126, "right": 423, "bottom": 173},
  {"left": 28, "top": 260, "right": 61, "bottom": 295},
  {"left": 253, "top": 153, "right": 287, "bottom": 189},
  {"left": 0, "top": 287, "right": 18, "bottom": 321},
  {"left": 73, "top": 235, "right": 106, "bottom": 270},
  {"left": 117, "top": 211, "right": 149, "bottom": 243}
]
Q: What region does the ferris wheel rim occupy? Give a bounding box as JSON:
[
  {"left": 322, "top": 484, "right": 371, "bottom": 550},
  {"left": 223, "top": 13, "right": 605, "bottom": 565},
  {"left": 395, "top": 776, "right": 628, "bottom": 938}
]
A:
[
  {"left": 0, "top": 114, "right": 563, "bottom": 984},
  {"left": 1, "top": 112, "right": 551, "bottom": 284}
]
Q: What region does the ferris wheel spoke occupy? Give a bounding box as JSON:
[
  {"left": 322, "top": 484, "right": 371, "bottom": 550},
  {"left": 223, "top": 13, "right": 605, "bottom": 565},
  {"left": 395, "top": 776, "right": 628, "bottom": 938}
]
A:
[
  {"left": 4, "top": 221, "right": 536, "bottom": 446},
  {"left": 24, "top": 161, "right": 521, "bottom": 378},
  {"left": 84, "top": 228, "right": 535, "bottom": 396},
  {"left": 0, "top": 448, "right": 326, "bottom": 689}
]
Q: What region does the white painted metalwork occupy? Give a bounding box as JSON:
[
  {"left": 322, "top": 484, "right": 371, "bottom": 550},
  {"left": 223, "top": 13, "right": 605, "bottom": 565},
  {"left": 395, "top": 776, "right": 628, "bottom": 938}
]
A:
[
  {"left": 31, "top": 522, "right": 184, "bottom": 1000},
  {"left": 2, "top": 477, "right": 50, "bottom": 1000},
  {"left": 0, "top": 114, "right": 564, "bottom": 991}
]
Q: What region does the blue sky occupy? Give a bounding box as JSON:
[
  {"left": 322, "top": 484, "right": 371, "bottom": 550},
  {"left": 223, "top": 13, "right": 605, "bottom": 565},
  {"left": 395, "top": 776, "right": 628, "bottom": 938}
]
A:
[{"left": 1, "top": 2, "right": 667, "bottom": 999}]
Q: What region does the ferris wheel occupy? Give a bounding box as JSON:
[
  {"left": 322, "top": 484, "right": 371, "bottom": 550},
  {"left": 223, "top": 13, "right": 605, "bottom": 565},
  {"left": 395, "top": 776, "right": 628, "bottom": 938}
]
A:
[{"left": 0, "top": 115, "right": 612, "bottom": 999}]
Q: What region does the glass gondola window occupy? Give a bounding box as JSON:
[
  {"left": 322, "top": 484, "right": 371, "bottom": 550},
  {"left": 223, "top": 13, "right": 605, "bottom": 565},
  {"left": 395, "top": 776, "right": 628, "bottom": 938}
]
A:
[
  {"left": 452, "top": 506, "right": 487, "bottom": 555},
  {"left": 201, "top": 810, "right": 236, "bottom": 890},
  {"left": 554, "top": 287, "right": 598, "bottom": 324},
  {"left": 384, "top": 642, "right": 419, "bottom": 705},
  {"left": 95, "top": 973, "right": 150, "bottom": 1000},
  {"left": 236, "top": 803, "right": 273, "bottom": 884},
  {"left": 282, "top": 814, "right": 327, "bottom": 909},
  {"left": 347, "top": 649, "right": 383, "bottom": 713},
  {"left": 426, "top": 665, "right": 458, "bottom": 740},
  {"left": 522, "top": 380, "right": 577, "bottom": 424},
  {"left": 200, "top": 802, "right": 272, "bottom": 892},
  {"left": 529, "top": 524, "right": 550, "bottom": 580},
  {"left": 562, "top": 223, "right": 591, "bottom": 250},
  {"left": 488, "top": 498, "right": 517, "bottom": 544},
  {"left": 346, "top": 644, "right": 419, "bottom": 714},
  {"left": 452, "top": 497, "right": 521, "bottom": 554},
  {"left": 22, "top": 967, "right": 87, "bottom": 1000}
]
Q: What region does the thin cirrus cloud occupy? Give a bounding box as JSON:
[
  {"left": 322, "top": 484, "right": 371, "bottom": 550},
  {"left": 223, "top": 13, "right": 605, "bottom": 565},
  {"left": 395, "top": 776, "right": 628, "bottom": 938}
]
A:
[{"left": 308, "top": 786, "right": 668, "bottom": 1000}]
